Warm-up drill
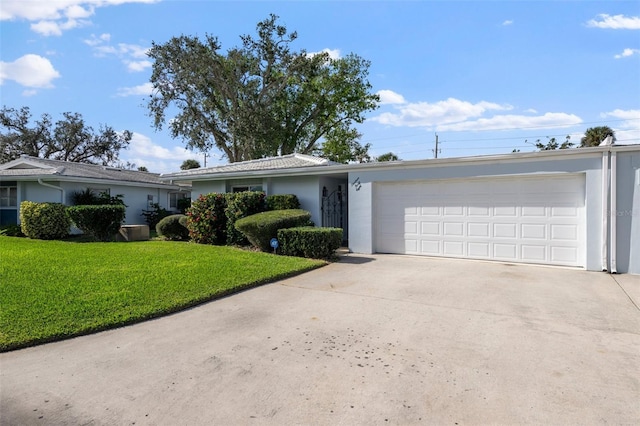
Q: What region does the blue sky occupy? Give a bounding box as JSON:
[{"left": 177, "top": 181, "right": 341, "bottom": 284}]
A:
[{"left": 1, "top": 1, "right": 639, "bottom": 173}]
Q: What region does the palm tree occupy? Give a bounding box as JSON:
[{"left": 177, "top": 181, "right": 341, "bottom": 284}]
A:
[{"left": 580, "top": 126, "right": 616, "bottom": 147}]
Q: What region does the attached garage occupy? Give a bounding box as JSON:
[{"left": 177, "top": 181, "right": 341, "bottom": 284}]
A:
[{"left": 374, "top": 174, "right": 586, "bottom": 267}]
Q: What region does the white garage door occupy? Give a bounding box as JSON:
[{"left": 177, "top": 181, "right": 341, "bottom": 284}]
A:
[{"left": 374, "top": 174, "right": 586, "bottom": 267}]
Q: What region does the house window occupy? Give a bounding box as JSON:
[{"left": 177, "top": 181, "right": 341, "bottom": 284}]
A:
[
  {"left": 0, "top": 186, "right": 17, "bottom": 207},
  {"left": 168, "top": 192, "right": 188, "bottom": 209},
  {"left": 231, "top": 185, "right": 263, "bottom": 193}
]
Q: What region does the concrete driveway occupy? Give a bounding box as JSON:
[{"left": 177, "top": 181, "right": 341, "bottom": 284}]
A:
[{"left": 1, "top": 254, "right": 639, "bottom": 425}]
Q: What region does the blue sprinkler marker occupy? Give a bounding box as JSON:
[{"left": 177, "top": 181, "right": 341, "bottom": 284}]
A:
[{"left": 270, "top": 238, "right": 279, "bottom": 253}]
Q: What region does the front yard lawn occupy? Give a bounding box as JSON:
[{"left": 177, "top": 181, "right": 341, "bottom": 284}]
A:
[{"left": 0, "top": 237, "right": 325, "bottom": 351}]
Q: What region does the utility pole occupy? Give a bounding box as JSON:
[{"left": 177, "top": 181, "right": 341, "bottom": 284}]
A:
[
  {"left": 203, "top": 152, "right": 209, "bottom": 167},
  {"left": 433, "top": 133, "right": 440, "bottom": 159}
]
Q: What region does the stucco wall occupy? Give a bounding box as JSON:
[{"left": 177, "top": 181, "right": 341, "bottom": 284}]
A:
[
  {"left": 269, "top": 176, "right": 322, "bottom": 226},
  {"left": 615, "top": 151, "right": 640, "bottom": 274},
  {"left": 191, "top": 181, "right": 226, "bottom": 197},
  {"left": 347, "top": 154, "right": 621, "bottom": 272},
  {"left": 18, "top": 181, "right": 179, "bottom": 226}
]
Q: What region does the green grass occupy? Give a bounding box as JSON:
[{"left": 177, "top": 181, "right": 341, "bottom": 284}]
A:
[{"left": 0, "top": 237, "right": 325, "bottom": 351}]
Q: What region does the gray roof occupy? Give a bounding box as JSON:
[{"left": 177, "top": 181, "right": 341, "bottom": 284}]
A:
[
  {"left": 161, "top": 154, "right": 339, "bottom": 179},
  {"left": 0, "top": 156, "right": 176, "bottom": 187}
]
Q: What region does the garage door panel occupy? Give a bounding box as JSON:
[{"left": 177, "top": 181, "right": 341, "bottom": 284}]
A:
[
  {"left": 374, "top": 174, "right": 585, "bottom": 267},
  {"left": 444, "top": 241, "right": 464, "bottom": 256},
  {"left": 494, "top": 223, "right": 517, "bottom": 238},
  {"left": 468, "top": 242, "right": 490, "bottom": 257},
  {"left": 522, "top": 224, "right": 546, "bottom": 239},
  {"left": 468, "top": 222, "right": 490, "bottom": 237}
]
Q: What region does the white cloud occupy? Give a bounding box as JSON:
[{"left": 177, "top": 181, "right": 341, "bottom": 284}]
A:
[
  {"left": 525, "top": 108, "right": 538, "bottom": 114},
  {"left": 125, "top": 60, "right": 152, "bottom": 72},
  {"left": 84, "top": 36, "right": 150, "bottom": 72},
  {"left": 372, "top": 97, "right": 512, "bottom": 128},
  {"left": 116, "top": 82, "right": 154, "bottom": 97},
  {"left": 122, "top": 132, "right": 204, "bottom": 173},
  {"left": 586, "top": 14, "right": 640, "bottom": 30},
  {"left": 614, "top": 48, "right": 640, "bottom": 59},
  {"left": 0, "top": 54, "right": 61, "bottom": 88},
  {"left": 601, "top": 109, "right": 640, "bottom": 144},
  {"left": 377, "top": 89, "right": 406, "bottom": 105},
  {"left": 31, "top": 18, "right": 89, "bottom": 36},
  {"left": 22, "top": 89, "right": 38, "bottom": 97},
  {"left": 84, "top": 33, "right": 111, "bottom": 46},
  {"left": 436, "top": 112, "right": 582, "bottom": 132},
  {"left": 502, "top": 20, "right": 514, "bottom": 26},
  {"left": 1, "top": 0, "right": 159, "bottom": 35}
]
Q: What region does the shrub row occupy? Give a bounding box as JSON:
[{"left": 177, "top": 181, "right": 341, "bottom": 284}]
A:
[
  {"left": 186, "top": 192, "right": 298, "bottom": 246},
  {"left": 277, "top": 227, "right": 343, "bottom": 260},
  {"left": 18, "top": 201, "right": 126, "bottom": 241},
  {"left": 234, "top": 209, "right": 312, "bottom": 252}
]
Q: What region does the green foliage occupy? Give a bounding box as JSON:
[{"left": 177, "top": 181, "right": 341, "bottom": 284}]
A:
[
  {"left": 147, "top": 14, "right": 378, "bottom": 163},
  {"left": 224, "top": 191, "right": 267, "bottom": 245},
  {"left": 70, "top": 188, "right": 126, "bottom": 206},
  {"left": 66, "top": 205, "right": 126, "bottom": 242},
  {"left": 526, "top": 135, "right": 573, "bottom": 151},
  {"left": 265, "top": 194, "right": 300, "bottom": 211},
  {"left": 186, "top": 193, "right": 228, "bottom": 244},
  {"left": 0, "top": 224, "right": 24, "bottom": 237},
  {"left": 176, "top": 197, "right": 191, "bottom": 214},
  {"left": 376, "top": 152, "right": 400, "bottom": 162},
  {"left": 0, "top": 106, "right": 132, "bottom": 165},
  {"left": 278, "top": 226, "right": 343, "bottom": 260},
  {"left": 19, "top": 201, "right": 70, "bottom": 240},
  {"left": 235, "top": 209, "right": 312, "bottom": 252},
  {"left": 0, "top": 238, "right": 325, "bottom": 351},
  {"left": 581, "top": 126, "right": 616, "bottom": 147},
  {"left": 180, "top": 159, "right": 201, "bottom": 170},
  {"left": 156, "top": 214, "right": 190, "bottom": 240},
  {"left": 317, "top": 126, "right": 372, "bottom": 163},
  {"left": 141, "top": 203, "right": 171, "bottom": 228}
]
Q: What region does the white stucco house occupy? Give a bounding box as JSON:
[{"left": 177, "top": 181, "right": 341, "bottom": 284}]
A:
[
  {"left": 161, "top": 146, "right": 640, "bottom": 274},
  {"left": 0, "top": 155, "right": 190, "bottom": 226}
]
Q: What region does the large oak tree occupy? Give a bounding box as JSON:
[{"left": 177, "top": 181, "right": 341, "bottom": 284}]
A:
[
  {"left": 0, "top": 106, "right": 131, "bottom": 165},
  {"left": 147, "top": 14, "right": 379, "bottom": 163}
]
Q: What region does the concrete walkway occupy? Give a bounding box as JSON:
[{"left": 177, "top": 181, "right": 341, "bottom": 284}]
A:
[{"left": 1, "top": 255, "right": 639, "bottom": 425}]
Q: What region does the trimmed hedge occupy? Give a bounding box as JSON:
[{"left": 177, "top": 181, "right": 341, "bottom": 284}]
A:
[
  {"left": 156, "top": 214, "right": 189, "bottom": 240},
  {"left": 67, "top": 205, "right": 126, "bottom": 242},
  {"left": 235, "top": 209, "right": 312, "bottom": 252},
  {"left": 266, "top": 194, "right": 300, "bottom": 211},
  {"left": 19, "top": 201, "right": 70, "bottom": 240},
  {"left": 225, "top": 191, "right": 266, "bottom": 245},
  {"left": 278, "top": 227, "right": 343, "bottom": 260},
  {"left": 185, "top": 193, "right": 228, "bottom": 244}
]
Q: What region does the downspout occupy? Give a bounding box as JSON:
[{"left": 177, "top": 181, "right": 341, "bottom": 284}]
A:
[
  {"left": 610, "top": 150, "right": 618, "bottom": 274},
  {"left": 601, "top": 151, "right": 609, "bottom": 271},
  {"left": 37, "top": 179, "right": 65, "bottom": 204}
]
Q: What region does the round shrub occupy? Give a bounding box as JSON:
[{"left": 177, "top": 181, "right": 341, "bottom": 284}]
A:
[
  {"left": 19, "top": 201, "right": 70, "bottom": 240},
  {"left": 66, "top": 204, "right": 126, "bottom": 242},
  {"left": 235, "top": 209, "right": 312, "bottom": 252},
  {"left": 266, "top": 194, "right": 300, "bottom": 211},
  {"left": 186, "top": 193, "right": 228, "bottom": 245},
  {"left": 156, "top": 214, "right": 190, "bottom": 240}
]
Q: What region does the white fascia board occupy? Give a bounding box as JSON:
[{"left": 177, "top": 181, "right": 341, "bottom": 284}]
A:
[
  {"left": 7, "top": 175, "right": 183, "bottom": 190},
  {"left": 160, "top": 146, "right": 640, "bottom": 183}
]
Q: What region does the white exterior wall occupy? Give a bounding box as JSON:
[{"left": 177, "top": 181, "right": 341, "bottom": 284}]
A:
[
  {"left": 269, "top": 176, "right": 322, "bottom": 226},
  {"left": 615, "top": 151, "right": 640, "bottom": 274},
  {"left": 191, "top": 181, "right": 226, "bottom": 197},
  {"left": 19, "top": 180, "right": 181, "bottom": 226},
  {"left": 348, "top": 155, "right": 609, "bottom": 271}
]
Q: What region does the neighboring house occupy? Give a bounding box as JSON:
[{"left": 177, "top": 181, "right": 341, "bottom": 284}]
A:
[
  {"left": 0, "top": 155, "right": 190, "bottom": 227},
  {"left": 162, "top": 147, "right": 640, "bottom": 274}
]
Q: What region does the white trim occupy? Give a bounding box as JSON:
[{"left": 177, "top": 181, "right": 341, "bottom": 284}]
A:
[{"left": 610, "top": 151, "right": 618, "bottom": 274}]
